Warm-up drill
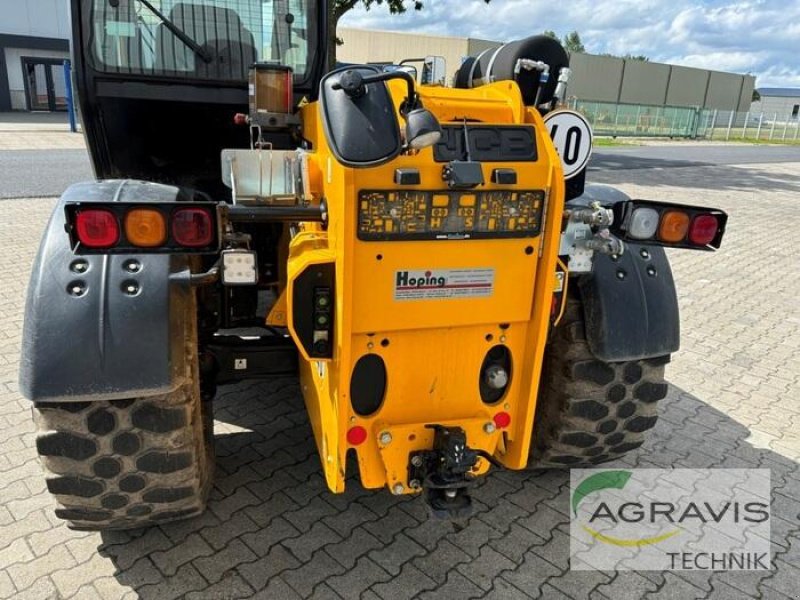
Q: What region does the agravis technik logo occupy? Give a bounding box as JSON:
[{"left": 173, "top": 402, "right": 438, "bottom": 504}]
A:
[{"left": 570, "top": 469, "right": 771, "bottom": 571}]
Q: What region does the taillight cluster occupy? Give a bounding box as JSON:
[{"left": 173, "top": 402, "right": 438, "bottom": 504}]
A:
[
  {"left": 66, "top": 203, "right": 218, "bottom": 253},
  {"left": 614, "top": 200, "right": 727, "bottom": 250}
]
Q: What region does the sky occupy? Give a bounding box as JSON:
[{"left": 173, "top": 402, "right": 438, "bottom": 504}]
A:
[{"left": 339, "top": 0, "right": 800, "bottom": 88}]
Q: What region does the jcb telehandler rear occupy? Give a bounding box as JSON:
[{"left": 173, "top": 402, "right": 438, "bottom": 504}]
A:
[{"left": 20, "top": 0, "right": 726, "bottom": 528}]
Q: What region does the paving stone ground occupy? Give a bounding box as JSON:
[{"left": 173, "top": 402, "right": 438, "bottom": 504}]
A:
[
  {"left": 0, "top": 160, "right": 798, "bottom": 599},
  {"left": 0, "top": 114, "right": 84, "bottom": 151}
]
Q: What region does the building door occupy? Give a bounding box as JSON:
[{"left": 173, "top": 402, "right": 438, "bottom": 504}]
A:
[{"left": 21, "top": 58, "right": 67, "bottom": 112}]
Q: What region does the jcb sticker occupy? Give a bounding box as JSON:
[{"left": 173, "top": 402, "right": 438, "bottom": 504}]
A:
[{"left": 394, "top": 268, "right": 494, "bottom": 301}]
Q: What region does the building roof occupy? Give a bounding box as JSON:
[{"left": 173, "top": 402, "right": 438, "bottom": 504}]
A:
[{"left": 756, "top": 88, "right": 800, "bottom": 98}]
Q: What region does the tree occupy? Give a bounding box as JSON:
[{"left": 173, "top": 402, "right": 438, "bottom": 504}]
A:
[
  {"left": 544, "top": 29, "right": 648, "bottom": 60},
  {"left": 562, "top": 30, "right": 585, "bottom": 53},
  {"left": 599, "top": 52, "right": 650, "bottom": 62},
  {"left": 329, "top": 1, "right": 491, "bottom": 67},
  {"left": 752, "top": 89, "right": 761, "bottom": 102}
]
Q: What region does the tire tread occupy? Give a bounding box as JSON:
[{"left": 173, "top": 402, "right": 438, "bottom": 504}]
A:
[{"left": 530, "top": 293, "right": 668, "bottom": 467}]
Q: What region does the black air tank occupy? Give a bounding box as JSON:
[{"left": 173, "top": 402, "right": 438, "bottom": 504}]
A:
[{"left": 455, "top": 35, "right": 569, "bottom": 106}]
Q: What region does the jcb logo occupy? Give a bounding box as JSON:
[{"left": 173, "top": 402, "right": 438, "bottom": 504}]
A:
[{"left": 396, "top": 270, "right": 447, "bottom": 288}]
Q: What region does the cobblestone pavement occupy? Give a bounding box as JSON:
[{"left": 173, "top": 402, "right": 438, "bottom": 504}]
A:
[{"left": 1, "top": 161, "right": 799, "bottom": 599}]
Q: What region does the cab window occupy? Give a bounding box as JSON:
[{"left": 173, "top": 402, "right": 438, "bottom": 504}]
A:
[{"left": 89, "top": 0, "right": 317, "bottom": 82}]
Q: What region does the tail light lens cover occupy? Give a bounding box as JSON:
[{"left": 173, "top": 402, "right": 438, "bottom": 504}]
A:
[
  {"left": 172, "top": 208, "right": 214, "bottom": 247},
  {"left": 65, "top": 202, "right": 220, "bottom": 254},
  {"left": 125, "top": 208, "right": 167, "bottom": 247},
  {"left": 628, "top": 207, "right": 659, "bottom": 240},
  {"left": 689, "top": 214, "right": 720, "bottom": 246},
  {"left": 658, "top": 210, "right": 690, "bottom": 243},
  {"left": 612, "top": 200, "right": 727, "bottom": 250},
  {"left": 75, "top": 209, "right": 120, "bottom": 248}
]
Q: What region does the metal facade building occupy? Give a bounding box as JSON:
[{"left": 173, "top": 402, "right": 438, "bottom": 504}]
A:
[
  {"left": 0, "top": 0, "right": 71, "bottom": 112},
  {"left": 751, "top": 88, "right": 800, "bottom": 119},
  {"left": 339, "top": 27, "right": 755, "bottom": 112}
]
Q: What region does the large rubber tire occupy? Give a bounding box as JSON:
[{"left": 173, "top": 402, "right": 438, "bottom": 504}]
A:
[
  {"left": 529, "top": 292, "right": 670, "bottom": 467},
  {"left": 32, "top": 299, "right": 214, "bottom": 530}
]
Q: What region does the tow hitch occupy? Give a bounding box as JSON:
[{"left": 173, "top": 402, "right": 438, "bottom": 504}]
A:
[{"left": 408, "top": 425, "right": 497, "bottom": 519}]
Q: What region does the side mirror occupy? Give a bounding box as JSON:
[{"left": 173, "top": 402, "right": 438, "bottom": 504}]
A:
[
  {"left": 321, "top": 66, "right": 442, "bottom": 168},
  {"left": 333, "top": 69, "right": 442, "bottom": 150},
  {"left": 421, "top": 56, "right": 446, "bottom": 86},
  {"left": 320, "top": 66, "right": 403, "bottom": 167}
]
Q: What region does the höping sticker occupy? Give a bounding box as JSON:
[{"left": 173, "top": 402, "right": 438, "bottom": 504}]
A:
[{"left": 394, "top": 268, "right": 494, "bottom": 301}]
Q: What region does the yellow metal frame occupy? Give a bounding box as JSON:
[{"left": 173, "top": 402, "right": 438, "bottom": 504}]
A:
[{"left": 282, "top": 80, "right": 566, "bottom": 494}]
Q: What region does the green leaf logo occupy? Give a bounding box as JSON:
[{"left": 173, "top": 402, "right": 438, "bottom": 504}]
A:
[
  {"left": 572, "top": 470, "right": 680, "bottom": 547},
  {"left": 572, "top": 470, "right": 632, "bottom": 516}
]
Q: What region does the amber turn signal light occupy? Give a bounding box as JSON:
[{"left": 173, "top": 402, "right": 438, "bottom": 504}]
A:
[
  {"left": 658, "top": 210, "right": 690, "bottom": 243},
  {"left": 124, "top": 208, "right": 167, "bottom": 247}
]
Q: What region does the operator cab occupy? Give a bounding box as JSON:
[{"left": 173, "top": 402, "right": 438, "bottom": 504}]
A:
[{"left": 72, "top": 0, "right": 327, "bottom": 197}]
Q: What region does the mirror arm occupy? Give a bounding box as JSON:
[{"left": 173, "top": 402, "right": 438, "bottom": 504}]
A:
[
  {"left": 364, "top": 71, "right": 418, "bottom": 111},
  {"left": 333, "top": 70, "right": 418, "bottom": 112}
]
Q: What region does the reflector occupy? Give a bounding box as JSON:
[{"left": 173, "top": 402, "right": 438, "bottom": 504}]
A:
[
  {"left": 689, "top": 215, "right": 719, "bottom": 246},
  {"left": 658, "top": 210, "right": 690, "bottom": 243},
  {"left": 172, "top": 208, "right": 213, "bottom": 247},
  {"left": 628, "top": 207, "right": 659, "bottom": 239},
  {"left": 125, "top": 208, "right": 166, "bottom": 247},
  {"left": 346, "top": 426, "right": 368, "bottom": 445},
  {"left": 493, "top": 412, "right": 511, "bottom": 429},
  {"left": 75, "top": 209, "right": 119, "bottom": 248}
]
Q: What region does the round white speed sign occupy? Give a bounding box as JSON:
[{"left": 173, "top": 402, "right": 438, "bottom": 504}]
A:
[{"left": 543, "top": 110, "right": 593, "bottom": 179}]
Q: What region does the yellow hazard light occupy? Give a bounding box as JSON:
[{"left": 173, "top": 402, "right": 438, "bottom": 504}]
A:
[{"left": 124, "top": 208, "right": 167, "bottom": 247}]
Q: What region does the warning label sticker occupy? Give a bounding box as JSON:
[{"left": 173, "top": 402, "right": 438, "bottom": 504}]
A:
[{"left": 394, "top": 268, "right": 495, "bottom": 301}]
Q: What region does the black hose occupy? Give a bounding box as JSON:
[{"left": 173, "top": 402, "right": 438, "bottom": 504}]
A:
[{"left": 475, "top": 449, "right": 504, "bottom": 469}]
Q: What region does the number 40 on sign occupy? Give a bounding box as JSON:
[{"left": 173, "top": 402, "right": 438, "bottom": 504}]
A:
[{"left": 543, "top": 110, "right": 593, "bottom": 179}]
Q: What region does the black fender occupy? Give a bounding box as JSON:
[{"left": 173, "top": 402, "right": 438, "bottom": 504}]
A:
[
  {"left": 20, "top": 180, "right": 195, "bottom": 402},
  {"left": 570, "top": 184, "right": 680, "bottom": 362}
]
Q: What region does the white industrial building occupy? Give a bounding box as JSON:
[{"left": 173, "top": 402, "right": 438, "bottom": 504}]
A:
[
  {"left": 751, "top": 88, "right": 800, "bottom": 119},
  {"left": 0, "top": 0, "right": 71, "bottom": 112}
]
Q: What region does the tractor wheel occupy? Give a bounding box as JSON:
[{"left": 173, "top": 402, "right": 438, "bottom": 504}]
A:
[
  {"left": 32, "top": 300, "right": 214, "bottom": 530},
  {"left": 529, "top": 292, "right": 669, "bottom": 467}
]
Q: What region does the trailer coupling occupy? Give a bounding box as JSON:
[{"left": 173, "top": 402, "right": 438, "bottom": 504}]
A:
[{"left": 408, "top": 425, "right": 500, "bottom": 519}]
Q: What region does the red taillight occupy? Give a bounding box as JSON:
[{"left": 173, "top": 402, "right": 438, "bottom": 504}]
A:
[
  {"left": 172, "top": 208, "right": 213, "bottom": 247},
  {"left": 75, "top": 209, "right": 119, "bottom": 248},
  {"left": 346, "top": 426, "right": 367, "bottom": 446},
  {"left": 493, "top": 411, "right": 511, "bottom": 429},
  {"left": 689, "top": 215, "right": 719, "bottom": 246}
]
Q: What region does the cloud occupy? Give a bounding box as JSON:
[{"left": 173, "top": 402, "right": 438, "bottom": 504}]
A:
[
  {"left": 667, "top": 51, "right": 771, "bottom": 73},
  {"left": 339, "top": 0, "right": 800, "bottom": 87}
]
